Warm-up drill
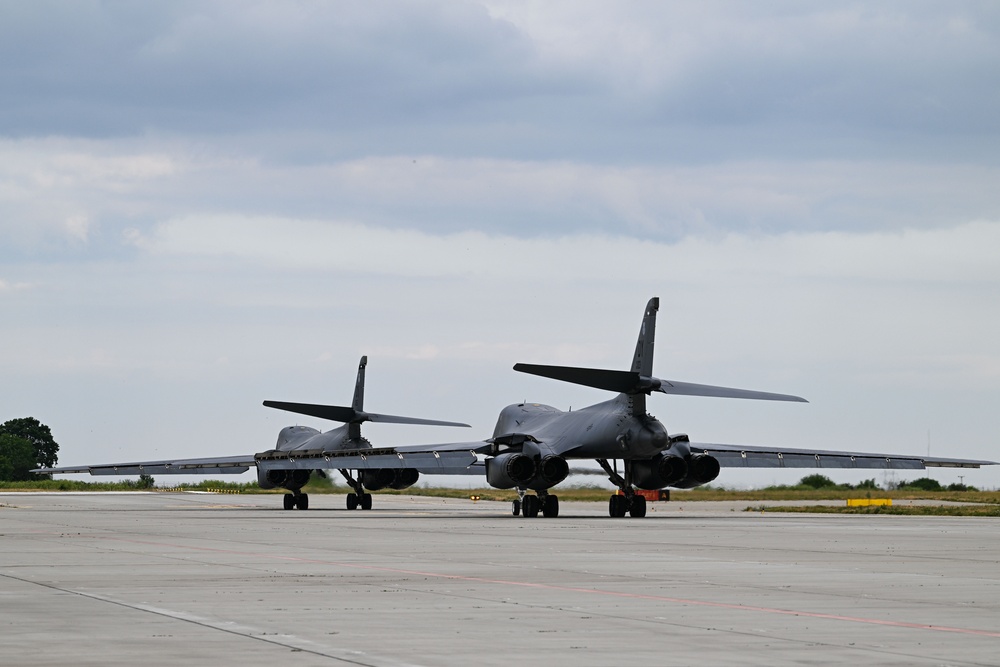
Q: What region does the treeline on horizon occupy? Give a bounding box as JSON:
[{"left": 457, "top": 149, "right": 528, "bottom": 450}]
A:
[{"left": 1, "top": 473, "right": 988, "bottom": 498}]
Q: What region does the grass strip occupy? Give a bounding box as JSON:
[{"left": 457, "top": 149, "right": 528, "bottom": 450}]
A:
[{"left": 752, "top": 504, "right": 1000, "bottom": 517}]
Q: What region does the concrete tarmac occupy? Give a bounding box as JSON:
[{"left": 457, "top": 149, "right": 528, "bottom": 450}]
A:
[{"left": 2, "top": 492, "right": 998, "bottom": 666}]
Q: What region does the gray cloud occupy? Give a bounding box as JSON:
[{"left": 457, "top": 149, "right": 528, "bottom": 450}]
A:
[
  {"left": 2, "top": 2, "right": 998, "bottom": 163},
  {"left": 4, "top": 140, "right": 999, "bottom": 256}
]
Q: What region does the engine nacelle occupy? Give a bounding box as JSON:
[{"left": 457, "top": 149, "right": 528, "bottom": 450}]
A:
[
  {"left": 672, "top": 454, "right": 721, "bottom": 489},
  {"left": 358, "top": 468, "right": 395, "bottom": 491},
  {"left": 357, "top": 468, "right": 420, "bottom": 491},
  {"left": 258, "top": 468, "right": 311, "bottom": 491},
  {"left": 388, "top": 468, "right": 420, "bottom": 490},
  {"left": 525, "top": 455, "right": 569, "bottom": 490},
  {"left": 485, "top": 452, "right": 537, "bottom": 489},
  {"left": 631, "top": 454, "right": 688, "bottom": 490}
]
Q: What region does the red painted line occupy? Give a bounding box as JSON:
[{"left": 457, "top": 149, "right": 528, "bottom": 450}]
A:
[{"left": 88, "top": 535, "right": 1000, "bottom": 639}]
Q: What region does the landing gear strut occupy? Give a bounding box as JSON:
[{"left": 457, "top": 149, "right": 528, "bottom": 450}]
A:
[
  {"left": 340, "top": 469, "right": 373, "bottom": 511},
  {"left": 597, "top": 458, "right": 646, "bottom": 518}
]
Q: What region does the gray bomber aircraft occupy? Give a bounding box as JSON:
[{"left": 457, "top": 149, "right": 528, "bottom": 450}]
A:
[
  {"left": 35, "top": 356, "right": 475, "bottom": 511},
  {"left": 37, "top": 298, "right": 995, "bottom": 517},
  {"left": 392, "top": 296, "right": 993, "bottom": 518}
]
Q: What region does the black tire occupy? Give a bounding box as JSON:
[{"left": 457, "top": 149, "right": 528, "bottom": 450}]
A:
[
  {"left": 283, "top": 494, "right": 295, "bottom": 511},
  {"left": 522, "top": 495, "right": 540, "bottom": 518},
  {"left": 512, "top": 499, "right": 521, "bottom": 516},
  {"left": 297, "top": 494, "right": 309, "bottom": 511},
  {"left": 360, "top": 493, "right": 373, "bottom": 510},
  {"left": 609, "top": 494, "right": 628, "bottom": 518},
  {"left": 629, "top": 494, "right": 646, "bottom": 518},
  {"left": 346, "top": 493, "right": 359, "bottom": 510},
  {"left": 542, "top": 495, "right": 559, "bottom": 518}
]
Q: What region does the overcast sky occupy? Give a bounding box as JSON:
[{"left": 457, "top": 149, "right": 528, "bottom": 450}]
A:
[{"left": 3, "top": 1, "right": 998, "bottom": 489}]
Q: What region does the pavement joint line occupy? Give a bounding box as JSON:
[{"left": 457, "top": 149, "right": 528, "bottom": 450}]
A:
[
  {"left": 72, "top": 533, "right": 1000, "bottom": 640},
  {"left": 0, "top": 570, "right": 423, "bottom": 667}
]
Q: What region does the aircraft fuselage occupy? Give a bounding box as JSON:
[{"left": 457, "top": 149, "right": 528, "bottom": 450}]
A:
[
  {"left": 273, "top": 424, "right": 370, "bottom": 453},
  {"left": 492, "top": 394, "right": 684, "bottom": 461}
]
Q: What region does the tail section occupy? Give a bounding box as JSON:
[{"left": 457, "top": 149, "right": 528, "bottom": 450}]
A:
[
  {"left": 513, "top": 297, "right": 807, "bottom": 405},
  {"left": 263, "top": 356, "right": 470, "bottom": 439}
]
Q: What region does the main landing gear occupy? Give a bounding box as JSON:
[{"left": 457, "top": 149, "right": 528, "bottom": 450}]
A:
[
  {"left": 282, "top": 492, "right": 309, "bottom": 510},
  {"left": 340, "top": 469, "right": 373, "bottom": 511},
  {"left": 608, "top": 492, "right": 645, "bottom": 518},
  {"left": 597, "top": 458, "right": 647, "bottom": 518},
  {"left": 346, "top": 491, "right": 373, "bottom": 511},
  {"left": 512, "top": 488, "right": 560, "bottom": 518}
]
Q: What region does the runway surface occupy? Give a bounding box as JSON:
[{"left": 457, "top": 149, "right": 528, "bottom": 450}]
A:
[{"left": 2, "top": 492, "right": 998, "bottom": 666}]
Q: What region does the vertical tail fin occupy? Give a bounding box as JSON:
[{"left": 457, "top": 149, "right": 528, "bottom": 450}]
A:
[
  {"left": 352, "top": 356, "right": 367, "bottom": 412},
  {"left": 349, "top": 356, "right": 367, "bottom": 439},
  {"left": 630, "top": 297, "right": 659, "bottom": 376}
]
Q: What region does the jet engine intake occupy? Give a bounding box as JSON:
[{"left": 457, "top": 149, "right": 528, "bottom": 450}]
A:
[
  {"left": 631, "top": 454, "right": 688, "bottom": 490},
  {"left": 258, "top": 468, "right": 311, "bottom": 491},
  {"left": 526, "top": 455, "right": 569, "bottom": 490},
  {"left": 672, "top": 454, "right": 721, "bottom": 489},
  {"left": 485, "top": 452, "right": 537, "bottom": 489}
]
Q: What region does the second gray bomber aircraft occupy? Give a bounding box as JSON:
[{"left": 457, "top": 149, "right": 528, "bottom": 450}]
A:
[{"left": 37, "top": 298, "right": 994, "bottom": 517}]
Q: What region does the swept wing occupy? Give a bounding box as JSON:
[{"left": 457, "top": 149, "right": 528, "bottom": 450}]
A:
[
  {"left": 34, "top": 448, "right": 479, "bottom": 477},
  {"left": 35, "top": 455, "right": 256, "bottom": 476},
  {"left": 691, "top": 442, "right": 995, "bottom": 470}
]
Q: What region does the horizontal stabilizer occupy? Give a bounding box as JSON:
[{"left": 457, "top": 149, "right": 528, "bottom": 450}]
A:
[
  {"left": 514, "top": 364, "right": 640, "bottom": 393},
  {"left": 264, "top": 400, "right": 357, "bottom": 422},
  {"left": 364, "top": 412, "right": 470, "bottom": 428},
  {"left": 514, "top": 363, "right": 807, "bottom": 402},
  {"left": 263, "top": 400, "right": 469, "bottom": 427},
  {"left": 655, "top": 380, "right": 807, "bottom": 403}
]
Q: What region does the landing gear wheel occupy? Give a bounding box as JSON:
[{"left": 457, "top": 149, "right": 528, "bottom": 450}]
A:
[
  {"left": 346, "top": 493, "right": 359, "bottom": 510},
  {"left": 609, "top": 494, "right": 628, "bottom": 518},
  {"left": 512, "top": 499, "right": 521, "bottom": 516},
  {"left": 542, "top": 495, "right": 559, "bottom": 518},
  {"left": 297, "top": 493, "right": 309, "bottom": 511},
  {"left": 360, "top": 493, "right": 373, "bottom": 510},
  {"left": 522, "top": 495, "right": 540, "bottom": 518},
  {"left": 283, "top": 494, "right": 296, "bottom": 511},
  {"left": 629, "top": 494, "right": 646, "bottom": 518}
]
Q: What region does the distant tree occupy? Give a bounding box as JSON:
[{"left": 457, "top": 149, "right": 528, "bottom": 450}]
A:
[
  {"left": 855, "top": 478, "right": 880, "bottom": 490},
  {"left": 0, "top": 434, "right": 37, "bottom": 481},
  {"left": 0, "top": 417, "right": 59, "bottom": 469},
  {"left": 138, "top": 474, "right": 155, "bottom": 489},
  {"left": 946, "top": 483, "right": 978, "bottom": 492},
  {"left": 799, "top": 474, "right": 836, "bottom": 489},
  {"left": 902, "top": 477, "right": 942, "bottom": 491}
]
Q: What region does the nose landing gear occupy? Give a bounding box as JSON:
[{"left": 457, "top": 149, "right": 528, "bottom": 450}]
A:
[{"left": 598, "top": 458, "right": 648, "bottom": 518}]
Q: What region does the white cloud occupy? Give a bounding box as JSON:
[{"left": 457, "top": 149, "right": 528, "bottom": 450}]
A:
[
  {"left": 130, "top": 215, "right": 1000, "bottom": 286},
  {"left": 64, "top": 214, "right": 91, "bottom": 241},
  {"left": 0, "top": 279, "right": 32, "bottom": 292},
  {"left": 4, "top": 136, "right": 1000, "bottom": 254}
]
